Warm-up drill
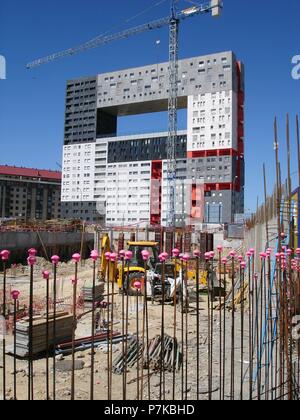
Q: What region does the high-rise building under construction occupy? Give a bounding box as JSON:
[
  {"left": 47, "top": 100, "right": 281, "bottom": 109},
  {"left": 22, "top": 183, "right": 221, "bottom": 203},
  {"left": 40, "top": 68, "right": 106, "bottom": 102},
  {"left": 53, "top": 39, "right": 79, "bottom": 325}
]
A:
[{"left": 61, "top": 51, "right": 245, "bottom": 226}]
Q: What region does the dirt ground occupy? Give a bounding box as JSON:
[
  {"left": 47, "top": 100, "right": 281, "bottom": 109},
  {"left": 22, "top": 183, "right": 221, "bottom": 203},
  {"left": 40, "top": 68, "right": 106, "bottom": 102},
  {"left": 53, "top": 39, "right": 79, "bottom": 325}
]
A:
[{"left": 0, "top": 261, "right": 252, "bottom": 401}]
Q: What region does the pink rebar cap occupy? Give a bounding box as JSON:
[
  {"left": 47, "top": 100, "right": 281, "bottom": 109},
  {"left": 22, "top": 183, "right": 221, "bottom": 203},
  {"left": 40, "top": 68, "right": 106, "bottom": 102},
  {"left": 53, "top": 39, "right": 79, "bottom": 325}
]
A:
[
  {"left": 238, "top": 255, "right": 243, "bottom": 262},
  {"left": 159, "top": 253, "right": 167, "bottom": 262},
  {"left": 11, "top": 290, "right": 20, "bottom": 300},
  {"left": 249, "top": 248, "right": 255, "bottom": 255},
  {"left": 0, "top": 250, "right": 10, "bottom": 261},
  {"left": 125, "top": 251, "right": 133, "bottom": 261},
  {"left": 204, "top": 252, "right": 210, "bottom": 261},
  {"left": 51, "top": 255, "right": 60, "bottom": 265},
  {"left": 222, "top": 257, "right": 227, "bottom": 264},
  {"left": 141, "top": 250, "right": 150, "bottom": 261},
  {"left": 172, "top": 248, "right": 180, "bottom": 258},
  {"left": 110, "top": 252, "right": 117, "bottom": 262},
  {"left": 240, "top": 261, "right": 246, "bottom": 270},
  {"left": 217, "top": 245, "right": 223, "bottom": 252},
  {"left": 296, "top": 248, "right": 300, "bottom": 255},
  {"left": 105, "top": 252, "right": 111, "bottom": 261},
  {"left": 246, "top": 251, "right": 252, "bottom": 258},
  {"left": 28, "top": 248, "right": 37, "bottom": 257},
  {"left": 193, "top": 249, "right": 201, "bottom": 258},
  {"left": 27, "top": 256, "right": 36, "bottom": 266},
  {"left": 42, "top": 270, "right": 50, "bottom": 280},
  {"left": 72, "top": 253, "right": 81, "bottom": 263},
  {"left": 119, "top": 250, "right": 126, "bottom": 258},
  {"left": 183, "top": 253, "right": 190, "bottom": 262},
  {"left": 287, "top": 249, "right": 293, "bottom": 256},
  {"left": 90, "top": 250, "right": 99, "bottom": 262},
  {"left": 134, "top": 281, "right": 142, "bottom": 290},
  {"left": 229, "top": 250, "right": 237, "bottom": 258}
]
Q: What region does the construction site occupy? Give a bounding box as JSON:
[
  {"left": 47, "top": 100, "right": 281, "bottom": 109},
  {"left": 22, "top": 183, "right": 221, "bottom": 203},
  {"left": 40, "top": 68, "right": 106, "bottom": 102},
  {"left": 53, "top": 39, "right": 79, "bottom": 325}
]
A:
[{"left": 1, "top": 0, "right": 300, "bottom": 403}]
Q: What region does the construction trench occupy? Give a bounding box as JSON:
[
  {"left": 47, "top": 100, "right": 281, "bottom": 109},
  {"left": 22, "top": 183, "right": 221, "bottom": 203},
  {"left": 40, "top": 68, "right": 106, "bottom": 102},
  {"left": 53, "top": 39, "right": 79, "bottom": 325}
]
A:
[{"left": 0, "top": 222, "right": 299, "bottom": 401}]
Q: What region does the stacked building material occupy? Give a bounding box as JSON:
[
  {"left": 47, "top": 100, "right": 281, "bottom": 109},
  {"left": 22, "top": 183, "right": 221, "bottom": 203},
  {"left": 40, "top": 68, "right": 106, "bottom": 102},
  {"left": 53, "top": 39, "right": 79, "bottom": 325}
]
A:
[
  {"left": 144, "top": 335, "right": 181, "bottom": 372},
  {"left": 112, "top": 337, "right": 143, "bottom": 375},
  {"left": 14, "top": 312, "right": 73, "bottom": 357},
  {"left": 112, "top": 334, "right": 182, "bottom": 375},
  {"left": 82, "top": 282, "right": 104, "bottom": 308},
  {"left": 56, "top": 331, "right": 126, "bottom": 355}
]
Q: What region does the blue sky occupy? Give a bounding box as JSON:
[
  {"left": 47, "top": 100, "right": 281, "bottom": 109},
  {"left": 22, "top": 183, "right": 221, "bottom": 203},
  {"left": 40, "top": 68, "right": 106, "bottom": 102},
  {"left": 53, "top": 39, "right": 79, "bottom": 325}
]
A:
[{"left": 0, "top": 0, "right": 299, "bottom": 212}]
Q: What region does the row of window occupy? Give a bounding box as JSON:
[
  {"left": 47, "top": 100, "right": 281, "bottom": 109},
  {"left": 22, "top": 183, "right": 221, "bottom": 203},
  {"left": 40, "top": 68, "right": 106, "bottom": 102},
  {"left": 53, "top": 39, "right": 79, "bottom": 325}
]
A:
[{"left": 100, "top": 57, "right": 229, "bottom": 85}]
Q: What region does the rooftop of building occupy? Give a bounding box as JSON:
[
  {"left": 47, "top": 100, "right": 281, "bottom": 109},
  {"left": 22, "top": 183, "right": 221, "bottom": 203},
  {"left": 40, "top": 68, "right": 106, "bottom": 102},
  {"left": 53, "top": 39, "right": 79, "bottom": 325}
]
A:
[
  {"left": 0, "top": 165, "right": 62, "bottom": 181},
  {"left": 67, "top": 51, "right": 237, "bottom": 83}
]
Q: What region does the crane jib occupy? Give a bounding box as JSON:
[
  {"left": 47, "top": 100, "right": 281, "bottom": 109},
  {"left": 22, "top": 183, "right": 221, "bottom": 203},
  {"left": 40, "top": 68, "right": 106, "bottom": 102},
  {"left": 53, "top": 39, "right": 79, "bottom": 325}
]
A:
[{"left": 26, "top": 2, "right": 220, "bottom": 69}]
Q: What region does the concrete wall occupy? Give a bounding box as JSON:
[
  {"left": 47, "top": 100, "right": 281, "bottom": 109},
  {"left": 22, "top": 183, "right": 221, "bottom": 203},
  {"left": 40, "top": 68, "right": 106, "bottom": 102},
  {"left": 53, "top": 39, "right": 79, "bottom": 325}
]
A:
[
  {"left": 0, "top": 231, "right": 94, "bottom": 265},
  {"left": 243, "top": 216, "right": 284, "bottom": 271}
]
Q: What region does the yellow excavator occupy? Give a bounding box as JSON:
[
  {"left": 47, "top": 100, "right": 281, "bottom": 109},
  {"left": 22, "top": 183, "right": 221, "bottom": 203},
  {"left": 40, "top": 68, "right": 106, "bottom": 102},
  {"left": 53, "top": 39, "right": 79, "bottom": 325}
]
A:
[
  {"left": 98, "top": 233, "right": 209, "bottom": 296},
  {"left": 99, "top": 234, "right": 160, "bottom": 295}
]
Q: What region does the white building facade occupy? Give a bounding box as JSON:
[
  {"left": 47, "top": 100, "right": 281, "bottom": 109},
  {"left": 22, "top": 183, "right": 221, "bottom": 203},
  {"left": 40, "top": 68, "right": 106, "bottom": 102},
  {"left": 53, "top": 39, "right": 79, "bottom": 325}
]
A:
[{"left": 61, "top": 52, "right": 245, "bottom": 226}]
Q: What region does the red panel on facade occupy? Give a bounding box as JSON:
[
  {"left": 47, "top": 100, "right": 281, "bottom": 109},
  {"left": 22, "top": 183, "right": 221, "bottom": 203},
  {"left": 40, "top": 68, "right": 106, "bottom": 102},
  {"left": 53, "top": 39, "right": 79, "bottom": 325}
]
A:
[
  {"left": 187, "top": 148, "right": 238, "bottom": 159},
  {"left": 238, "top": 91, "right": 245, "bottom": 104},
  {"left": 150, "top": 161, "right": 162, "bottom": 226},
  {"left": 190, "top": 183, "right": 205, "bottom": 222},
  {"left": 238, "top": 108, "right": 244, "bottom": 122},
  {"left": 238, "top": 125, "right": 244, "bottom": 139},
  {"left": 204, "top": 182, "right": 240, "bottom": 192},
  {"left": 236, "top": 60, "right": 245, "bottom": 195}
]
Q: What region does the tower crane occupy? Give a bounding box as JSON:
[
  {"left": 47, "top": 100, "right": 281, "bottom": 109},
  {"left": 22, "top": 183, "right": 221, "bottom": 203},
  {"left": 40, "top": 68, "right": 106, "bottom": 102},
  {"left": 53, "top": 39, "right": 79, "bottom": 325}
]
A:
[{"left": 27, "top": 0, "right": 222, "bottom": 228}]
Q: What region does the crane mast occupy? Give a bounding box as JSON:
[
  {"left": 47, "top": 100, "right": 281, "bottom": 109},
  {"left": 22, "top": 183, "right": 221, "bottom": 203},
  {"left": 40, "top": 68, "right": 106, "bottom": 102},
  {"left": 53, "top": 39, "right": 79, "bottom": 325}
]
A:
[{"left": 166, "top": 2, "right": 179, "bottom": 228}]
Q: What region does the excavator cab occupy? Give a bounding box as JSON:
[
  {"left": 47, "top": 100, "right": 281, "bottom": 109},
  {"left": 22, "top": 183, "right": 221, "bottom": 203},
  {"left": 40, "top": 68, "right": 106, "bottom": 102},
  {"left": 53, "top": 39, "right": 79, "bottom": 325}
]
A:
[
  {"left": 99, "top": 234, "right": 160, "bottom": 296},
  {"left": 127, "top": 242, "right": 159, "bottom": 271},
  {"left": 118, "top": 241, "right": 160, "bottom": 295}
]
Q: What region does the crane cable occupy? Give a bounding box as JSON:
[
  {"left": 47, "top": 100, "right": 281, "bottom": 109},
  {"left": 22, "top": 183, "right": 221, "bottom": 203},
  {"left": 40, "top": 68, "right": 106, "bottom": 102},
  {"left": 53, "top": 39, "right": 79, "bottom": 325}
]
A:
[{"left": 83, "top": 0, "right": 170, "bottom": 45}]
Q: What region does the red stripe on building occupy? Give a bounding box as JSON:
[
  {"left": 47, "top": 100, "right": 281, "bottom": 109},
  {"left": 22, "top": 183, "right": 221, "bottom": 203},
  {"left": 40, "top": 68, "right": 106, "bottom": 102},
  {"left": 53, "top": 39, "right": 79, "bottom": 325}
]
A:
[
  {"left": 236, "top": 60, "right": 245, "bottom": 193},
  {"left": 150, "top": 161, "right": 162, "bottom": 226},
  {"left": 204, "top": 182, "right": 240, "bottom": 192},
  {"left": 187, "top": 148, "right": 238, "bottom": 159}
]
